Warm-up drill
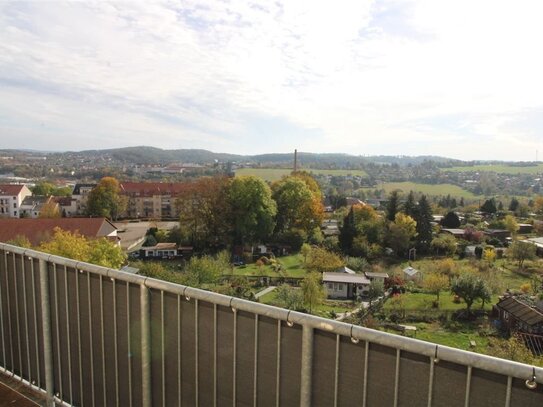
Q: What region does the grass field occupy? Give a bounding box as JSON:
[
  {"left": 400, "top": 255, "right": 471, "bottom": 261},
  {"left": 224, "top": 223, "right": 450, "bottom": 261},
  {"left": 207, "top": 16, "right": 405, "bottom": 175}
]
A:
[
  {"left": 258, "top": 288, "right": 356, "bottom": 318},
  {"left": 445, "top": 164, "right": 543, "bottom": 174},
  {"left": 383, "top": 291, "right": 495, "bottom": 312},
  {"left": 231, "top": 254, "right": 307, "bottom": 278},
  {"left": 235, "top": 167, "right": 367, "bottom": 182},
  {"left": 363, "top": 181, "right": 478, "bottom": 199}
]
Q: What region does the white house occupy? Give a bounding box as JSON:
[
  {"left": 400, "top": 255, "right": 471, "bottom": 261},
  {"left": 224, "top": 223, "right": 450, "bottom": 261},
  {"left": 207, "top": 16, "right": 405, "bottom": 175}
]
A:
[
  {"left": 0, "top": 184, "right": 32, "bottom": 218},
  {"left": 140, "top": 243, "right": 179, "bottom": 258},
  {"left": 323, "top": 272, "right": 371, "bottom": 299}
]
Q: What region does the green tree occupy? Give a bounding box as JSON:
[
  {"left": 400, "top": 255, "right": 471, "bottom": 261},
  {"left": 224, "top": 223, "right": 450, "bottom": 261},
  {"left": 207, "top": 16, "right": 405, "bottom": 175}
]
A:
[
  {"left": 274, "top": 285, "right": 304, "bottom": 310},
  {"left": 451, "top": 273, "right": 491, "bottom": 313},
  {"left": 182, "top": 251, "right": 229, "bottom": 287},
  {"left": 441, "top": 211, "right": 460, "bottom": 228},
  {"left": 486, "top": 335, "right": 536, "bottom": 365},
  {"left": 508, "top": 197, "right": 520, "bottom": 212},
  {"left": 402, "top": 191, "right": 417, "bottom": 218},
  {"left": 228, "top": 176, "right": 277, "bottom": 244},
  {"left": 414, "top": 195, "right": 433, "bottom": 252},
  {"left": 386, "top": 190, "right": 400, "bottom": 221},
  {"left": 367, "top": 279, "right": 384, "bottom": 307},
  {"left": 386, "top": 213, "right": 417, "bottom": 256},
  {"left": 508, "top": 241, "right": 536, "bottom": 269},
  {"left": 480, "top": 198, "right": 497, "bottom": 214},
  {"left": 272, "top": 176, "right": 324, "bottom": 234},
  {"left": 430, "top": 234, "right": 457, "bottom": 256},
  {"left": 88, "top": 238, "right": 127, "bottom": 268},
  {"left": 301, "top": 272, "right": 325, "bottom": 313},
  {"left": 86, "top": 177, "right": 127, "bottom": 220},
  {"left": 300, "top": 243, "right": 312, "bottom": 264}
]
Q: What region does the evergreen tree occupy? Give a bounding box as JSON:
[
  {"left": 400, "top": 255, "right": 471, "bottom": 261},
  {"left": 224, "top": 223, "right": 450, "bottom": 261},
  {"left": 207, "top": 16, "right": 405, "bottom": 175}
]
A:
[
  {"left": 386, "top": 190, "right": 400, "bottom": 221},
  {"left": 403, "top": 191, "right": 417, "bottom": 218},
  {"left": 480, "top": 198, "right": 497, "bottom": 214},
  {"left": 415, "top": 195, "right": 433, "bottom": 252},
  {"left": 441, "top": 211, "right": 461, "bottom": 228},
  {"left": 509, "top": 197, "right": 519, "bottom": 212}
]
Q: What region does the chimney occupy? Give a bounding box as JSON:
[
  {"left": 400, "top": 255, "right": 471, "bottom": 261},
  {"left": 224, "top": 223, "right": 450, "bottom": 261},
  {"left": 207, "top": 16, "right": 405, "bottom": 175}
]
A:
[{"left": 294, "top": 149, "right": 298, "bottom": 172}]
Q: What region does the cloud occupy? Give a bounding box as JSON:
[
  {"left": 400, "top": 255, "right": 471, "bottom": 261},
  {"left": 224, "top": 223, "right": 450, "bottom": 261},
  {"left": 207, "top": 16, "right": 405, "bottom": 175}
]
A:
[{"left": 0, "top": 0, "right": 542, "bottom": 159}]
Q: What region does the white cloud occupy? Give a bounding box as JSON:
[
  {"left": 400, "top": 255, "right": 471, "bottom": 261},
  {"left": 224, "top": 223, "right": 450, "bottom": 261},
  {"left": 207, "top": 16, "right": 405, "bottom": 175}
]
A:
[{"left": 0, "top": 0, "right": 542, "bottom": 159}]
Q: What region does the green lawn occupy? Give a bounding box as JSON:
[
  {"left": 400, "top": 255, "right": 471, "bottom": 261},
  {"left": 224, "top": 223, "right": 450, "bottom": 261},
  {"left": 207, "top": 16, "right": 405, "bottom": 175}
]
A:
[
  {"left": 231, "top": 254, "right": 307, "bottom": 278},
  {"left": 362, "top": 182, "right": 478, "bottom": 199},
  {"left": 258, "top": 288, "right": 356, "bottom": 318},
  {"left": 383, "top": 322, "right": 490, "bottom": 352},
  {"left": 445, "top": 164, "right": 543, "bottom": 174},
  {"left": 235, "top": 167, "right": 367, "bottom": 182},
  {"left": 384, "top": 291, "right": 494, "bottom": 311}
]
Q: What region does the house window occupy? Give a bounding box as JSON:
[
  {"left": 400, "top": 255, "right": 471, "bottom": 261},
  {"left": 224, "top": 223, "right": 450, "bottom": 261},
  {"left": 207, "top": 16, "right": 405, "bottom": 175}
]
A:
[
  {"left": 13, "top": 203, "right": 16, "bottom": 208},
  {"left": 327, "top": 283, "right": 333, "bottom": 289}
]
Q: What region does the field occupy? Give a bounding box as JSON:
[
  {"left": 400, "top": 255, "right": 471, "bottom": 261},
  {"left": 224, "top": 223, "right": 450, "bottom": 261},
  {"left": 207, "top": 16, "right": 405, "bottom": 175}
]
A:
[
  {"left": 363, "top": 181, "right": 478, "bottom": 199},
  {"left": 231, "top": 254, "right": 307, "bottom": 278},
  {"left": 235, "top": 167, "right": 367, "bottom": 182},
  {"left": 445, "top": 164, "right": 543, "bottom": 174}
]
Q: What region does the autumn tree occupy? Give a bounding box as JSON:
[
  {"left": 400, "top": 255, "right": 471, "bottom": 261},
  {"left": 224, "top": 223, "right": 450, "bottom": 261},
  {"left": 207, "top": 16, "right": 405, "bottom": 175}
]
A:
[
  {"left": 339, "top": 204, "right": 384, "bottom": 256},
  {"left": 435, "top": 258, "right": 459, "bottom": 282},
  {"left": 272, "top": 175, "right": 324, "bottom": 235},
  {"left": 301, "top": 272, "right": 325, "bottom": 313},
  {"left": 177, "top": 176, "right": 232, "bottom": 249},
  {"left": 307, "top": 247, "right": 344, "bottom": 273},
  {"left": 6, "top": 235, "right": 32, "bottom": 248},
  {"left": 38, "top": 228, "right": 126, "bottom": 269},
  {"left": 386, "top": 213, "right": 417, "bottom": 256},
  {"left": 86, "top": 177, "right": 127, "bottom": 220},
  {"left": 228, "top": 176, "right": 276, "bottom": 245},
  {"left": 451, "top": 273, "right": 491, "bottom": 313},
  {"left": 508, "top": 241, "right": 536, "bottom": 269},
  {"left": 39, "top": 201, "right": 61, "bottom": 218},
  {"left": 423, "top": 273, "right": 449, "bottom": 303},
  {"left": 503, "top": 215, "right": 519, "bottom": 237}
]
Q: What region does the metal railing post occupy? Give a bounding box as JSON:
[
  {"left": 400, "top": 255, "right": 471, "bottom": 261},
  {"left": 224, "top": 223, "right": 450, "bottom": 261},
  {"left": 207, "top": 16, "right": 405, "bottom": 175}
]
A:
[
  {"left": 300, "top": 325, "right": 313, "bottom": 407},
  {"left": 140, "top": 283, "right": 152, "bottom": 407},
  {"left": 39, "top": 258, "right": 54, "bottom": 407}
]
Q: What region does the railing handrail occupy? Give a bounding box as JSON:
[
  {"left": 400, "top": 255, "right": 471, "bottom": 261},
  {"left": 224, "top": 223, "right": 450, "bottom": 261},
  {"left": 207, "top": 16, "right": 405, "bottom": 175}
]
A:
[{"left": 1, "top": 242, "right": 541, "bottom": 385}]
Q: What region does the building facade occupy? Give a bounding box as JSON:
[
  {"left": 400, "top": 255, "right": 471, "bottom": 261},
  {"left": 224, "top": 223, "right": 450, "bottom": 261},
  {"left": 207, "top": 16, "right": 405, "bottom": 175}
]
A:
[{"left": 0, "top": 184, "right": 32, "bottom": 218}]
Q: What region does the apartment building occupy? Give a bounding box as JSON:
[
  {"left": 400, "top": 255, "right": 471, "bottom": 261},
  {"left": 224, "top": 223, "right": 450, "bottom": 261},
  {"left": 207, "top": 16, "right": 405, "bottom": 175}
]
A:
[
  {"left": 119, "top": 182, "right": 188, "bottom": 219},
  {"left": 0, "top": 184, "right": 32, "bottom": 218}
]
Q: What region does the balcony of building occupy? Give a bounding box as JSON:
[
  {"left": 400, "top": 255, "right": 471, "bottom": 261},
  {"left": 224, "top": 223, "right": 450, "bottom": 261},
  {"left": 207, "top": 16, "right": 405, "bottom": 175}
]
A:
[{"left": 0, "top": 242, "right": 541, "bottom": 406}]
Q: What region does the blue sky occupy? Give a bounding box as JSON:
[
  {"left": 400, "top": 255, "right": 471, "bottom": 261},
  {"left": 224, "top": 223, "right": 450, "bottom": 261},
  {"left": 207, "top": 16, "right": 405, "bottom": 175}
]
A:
[{"left": 1, "top": 0, "right": 543, "bottom": 160}]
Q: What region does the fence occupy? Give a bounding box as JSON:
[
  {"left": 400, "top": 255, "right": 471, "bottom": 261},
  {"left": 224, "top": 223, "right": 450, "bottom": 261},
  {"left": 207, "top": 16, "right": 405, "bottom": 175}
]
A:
[{"left": 0, "top": 242, "right": 542, "bottom": 406}]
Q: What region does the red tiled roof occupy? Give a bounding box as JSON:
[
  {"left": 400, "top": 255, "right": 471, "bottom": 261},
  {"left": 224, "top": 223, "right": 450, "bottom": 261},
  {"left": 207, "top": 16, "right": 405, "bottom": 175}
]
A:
[
  {"left": 0, "top": 184, "right": 26, "bottom": 196},
  {"left": 120, "top": 182, "right": 188, "bottom": 196},
  {"left": 0, "top": 218, "right": 115, "bottom": 246}
]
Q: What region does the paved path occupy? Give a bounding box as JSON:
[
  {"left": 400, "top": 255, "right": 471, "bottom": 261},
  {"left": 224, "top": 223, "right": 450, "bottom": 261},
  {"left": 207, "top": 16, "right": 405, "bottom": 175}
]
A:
[{"left": 255, "top": 286, "right": 276, "bottom": 299}]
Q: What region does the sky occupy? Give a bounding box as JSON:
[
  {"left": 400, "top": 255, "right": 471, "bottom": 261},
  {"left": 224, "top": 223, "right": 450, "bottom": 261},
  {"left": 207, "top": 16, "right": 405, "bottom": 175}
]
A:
[{"left": 1, "top": 0, "right": 543, "bottom": 160}]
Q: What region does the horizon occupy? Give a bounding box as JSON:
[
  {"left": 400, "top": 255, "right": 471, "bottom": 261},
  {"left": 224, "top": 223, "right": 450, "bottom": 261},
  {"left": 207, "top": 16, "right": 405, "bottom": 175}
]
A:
[{"left": 1, "top": 1, "right": 543, "bottom": 160}]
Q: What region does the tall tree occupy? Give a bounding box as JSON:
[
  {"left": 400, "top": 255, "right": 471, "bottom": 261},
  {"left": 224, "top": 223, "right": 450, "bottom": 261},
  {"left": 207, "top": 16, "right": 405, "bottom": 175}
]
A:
[
  {"left": 386, "top": 190, "right": 400, "bottom": 221},
  {"left": 301, "top": 272, "right": 325, "bottom": 313},
  {"left": 402, "top": 191, "right": 417, "bottom": 218},
  {"left": 86, "top": 177, "right": 127, "bottom": 220},
  {"left": 176, "top": 176, "right": 232, "bottom": 249},
  {"left": 272, "top": 175, "right": 324, "bottom": 234},
  {"left": 508, "top": 197, "right": 520, "bottom": 212},
  {"left": 480, "top": 198, "right": 497, "bottom": 214},
  {"left": 414, "top": 195, "right": 433, "bottom": 252},
  {"left": 228, "top": 176, "right": 276, "bottom": 245},
  {"left": 386, "top": 213, "right": 417, "bottom": 256}
]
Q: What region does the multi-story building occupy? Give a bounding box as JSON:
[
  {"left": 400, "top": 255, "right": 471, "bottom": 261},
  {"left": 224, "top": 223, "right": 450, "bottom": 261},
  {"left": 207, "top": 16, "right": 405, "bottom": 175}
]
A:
[
  {"left": 0, "top": 184, "right": 32, "bottom": 218},
  {"left": 71, "top": 183, "right": 96, "bottom": 214},
  {"left": 120, "top": 182, "right": 188, "bottom": 219},
  {"left": 19, "top": 195, "right": 59, "bottom": 218}
]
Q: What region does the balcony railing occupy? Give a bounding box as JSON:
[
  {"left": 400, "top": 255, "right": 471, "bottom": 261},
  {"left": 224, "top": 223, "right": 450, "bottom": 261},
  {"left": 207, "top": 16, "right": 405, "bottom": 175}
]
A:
[{"left": 0, "top": 242, "right": 542, "bottom": 406}]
